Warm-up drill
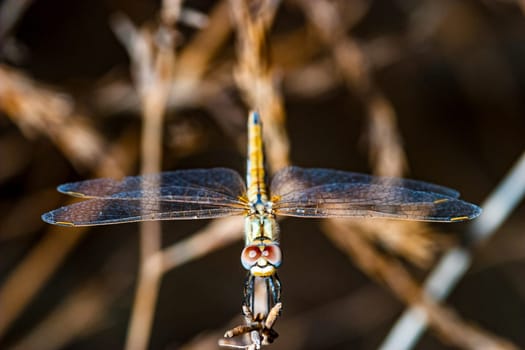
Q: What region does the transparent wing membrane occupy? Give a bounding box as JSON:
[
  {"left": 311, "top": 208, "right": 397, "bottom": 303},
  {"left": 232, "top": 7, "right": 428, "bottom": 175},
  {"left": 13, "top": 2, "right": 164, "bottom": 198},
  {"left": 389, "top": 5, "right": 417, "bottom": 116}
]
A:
[
  {"left": 43, "top": 168, "right": 249, "bottom": 226},
  {"left": 58, "top": 168, "right": 247, "bottom": 203},
  {"left": 274, "top": 198, "right": 480, "bottom": 222},
  {"left": 42, "top": 198, "right": 247, "bottom": 226},
  {"left": 271, "top": 167, "right": 480, "bottom": 222},
  {"left": 43, "top": 165, "right": 481, "bottom": 226},
  {"left": 271, "top": 166, "right": 460, "bottom": 199}
]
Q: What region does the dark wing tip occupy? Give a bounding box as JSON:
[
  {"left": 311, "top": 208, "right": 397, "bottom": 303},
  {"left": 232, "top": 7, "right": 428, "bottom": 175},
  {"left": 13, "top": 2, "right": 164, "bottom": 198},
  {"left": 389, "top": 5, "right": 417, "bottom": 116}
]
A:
[
  {"left": 41, "top": 211, "right": 76, "bottom": 226},
  {"left": 41, "top": 211, "right": 53, "bottom": 224},
  {"left": 57, "top": 183, "right": 86, "bottom": 197},
  {"left": 450, "top": 204, "right": 482, "bottom": 222},
  {"left": 434, "top": 199, "right": 481, "bottom": 222}
]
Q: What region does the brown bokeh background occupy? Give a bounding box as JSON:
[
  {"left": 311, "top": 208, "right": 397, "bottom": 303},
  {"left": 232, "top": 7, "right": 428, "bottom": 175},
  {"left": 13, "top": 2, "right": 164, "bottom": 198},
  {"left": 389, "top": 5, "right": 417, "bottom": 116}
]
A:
[{"left": 1, "top": 1, "right": 525, "bottom": 349}]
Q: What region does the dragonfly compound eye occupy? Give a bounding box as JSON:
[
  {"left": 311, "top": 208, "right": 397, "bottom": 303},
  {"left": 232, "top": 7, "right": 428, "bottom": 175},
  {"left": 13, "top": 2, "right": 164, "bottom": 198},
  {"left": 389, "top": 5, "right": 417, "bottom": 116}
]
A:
[
  {"left": 241, "top": 245, "right": 262, "bottom": 270},
  {"left": 262, "top": 244, "right": 282, "bottom": 267}
]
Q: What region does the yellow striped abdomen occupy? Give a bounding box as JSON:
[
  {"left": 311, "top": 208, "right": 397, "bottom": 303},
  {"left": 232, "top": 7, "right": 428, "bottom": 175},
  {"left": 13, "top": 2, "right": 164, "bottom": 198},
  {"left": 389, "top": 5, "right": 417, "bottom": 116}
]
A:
[{"left": 246, "top": 111, "right": 268, "bottom": 203}]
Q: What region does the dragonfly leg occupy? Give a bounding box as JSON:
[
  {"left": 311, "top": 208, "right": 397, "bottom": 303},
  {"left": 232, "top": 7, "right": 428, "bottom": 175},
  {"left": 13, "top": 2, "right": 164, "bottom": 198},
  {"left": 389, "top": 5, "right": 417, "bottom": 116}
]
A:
[
  {"left": 260, "top": 302, "right": 281, "bottom": 345},
  {"left": 243, "top": 274, "right": 281, "bottom": 316},
  {"left": 222, "top": 275, "right": 282, "bottom": 348},
  {"left": 267, "top": 274, "right": 281, "bottom": 309},
  {"left": 242, "top": 273, "right": 256, "bottom": 313},
  {"left": 266, "top": 274, "right": 281, "bottom": 315},
  {"left": 221, "top": 303, "right": 282, "bottom": 347}
]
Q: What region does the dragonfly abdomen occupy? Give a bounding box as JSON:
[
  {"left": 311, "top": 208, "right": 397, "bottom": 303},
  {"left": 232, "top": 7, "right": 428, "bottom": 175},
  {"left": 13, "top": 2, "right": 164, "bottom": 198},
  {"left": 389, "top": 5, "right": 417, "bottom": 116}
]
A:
[{"left": 246, "top": 111, "right": 268, "bottom": 203}]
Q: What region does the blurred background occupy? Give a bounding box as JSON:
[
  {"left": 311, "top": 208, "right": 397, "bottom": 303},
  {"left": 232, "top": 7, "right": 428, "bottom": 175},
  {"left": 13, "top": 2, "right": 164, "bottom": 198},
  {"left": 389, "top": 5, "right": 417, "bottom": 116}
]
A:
[{"left": 1, "top": 0, "right": 525, "bottom": 349}]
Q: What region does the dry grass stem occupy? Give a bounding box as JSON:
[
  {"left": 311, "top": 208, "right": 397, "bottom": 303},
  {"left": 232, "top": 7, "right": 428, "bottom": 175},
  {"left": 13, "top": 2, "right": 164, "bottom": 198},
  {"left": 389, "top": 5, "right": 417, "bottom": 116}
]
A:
[
  {"left": 173, "top": 1, "right": 230, "bottom": 82},
  {"left": 184, "top": 285, "right": 397, "bottom": 350},
  {"left": 295, "top": 0, "right": 440, "bottom": 270},
  {"left": 0, "top": 228, "right": 84, "bottom": 339},
  {"left": 9, "top": 281, "right": 111, "bottom": 350},
  {"left": 95, "top": 1, "right": 229, "bottom": 117},
  {"left": 382, "top": 150, "right": 525, "bottom": 350},
  {"left": 220, "top": 303, "right": 282, "bottom": 349},
  {"left": 323, "top": 219, "right": 519, "bottom": 350},
  {"left": 230, "top": 0, "right": 290, "bottom": 171},
  {"left": 111, "top": 7, "right": 177, "bottom": 350},
  {"left": 161, "top": 216, "right": 244, "bottom": 272},
  {"left": 8, "top": 244, "right": 135, "bottom": 350},
  {"left": 13, "top": 216, "right": 243, "bottom": 350},
  {"left": 0, "top": 65, "right": 121, "bottom": 174},
  {"left": 303, "top": 15, "right": 448, "bottom": 332},
  {"left": 281, "top": 35, "right": 401, "bottom": 97},
  {"left": 296, "top": 0, "right": 407, "bottom": 177},
  {"left": 0, "top": 87, "right": 136, "bottom": 341},
  {"left": 343, "top": 220, "right": 451, "bottom": 268}
]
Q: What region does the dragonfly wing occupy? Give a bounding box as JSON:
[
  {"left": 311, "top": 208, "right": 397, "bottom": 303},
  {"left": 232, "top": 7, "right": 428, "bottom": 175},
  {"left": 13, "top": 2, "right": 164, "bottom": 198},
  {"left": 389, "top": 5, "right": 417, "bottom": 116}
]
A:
[
  {"left": 270, "top": 166, "right": 460, "bottom": 199},
  {"left": 58, "top": 168, "right": 247, "bottom": 205},
  {"left": 96, "top": 187, "right": 246, "bottom": 207},
  {"left": 42, "top": 198, "right": 246, "bottom": 226},
  {"left": 272, "top": 183, "right": 481, "bottom": 222}
]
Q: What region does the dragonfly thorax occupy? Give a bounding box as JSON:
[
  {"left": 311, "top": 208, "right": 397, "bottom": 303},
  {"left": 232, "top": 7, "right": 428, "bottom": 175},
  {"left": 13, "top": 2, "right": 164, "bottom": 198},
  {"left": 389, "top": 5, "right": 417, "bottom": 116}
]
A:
[
  {"left": 244, "top": 214, "right": 279, "bottom": 243},
  {"left": 249, "top": 193, "right": 273, "bottom": 216}
]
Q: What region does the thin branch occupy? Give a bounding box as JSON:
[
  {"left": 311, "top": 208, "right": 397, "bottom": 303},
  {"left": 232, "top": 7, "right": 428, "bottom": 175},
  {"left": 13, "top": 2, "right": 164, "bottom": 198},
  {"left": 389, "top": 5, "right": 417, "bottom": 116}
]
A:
[
  {"left": 94, "top": 1, "right": 230, "bottom": 117},
  {"left": 111, "top": 8, "right": 177, "bottom": 350},
  {"left": 11, "top": 215, "right": 243, "bottom": 350},
  {"left": 0, "top": 71, "right": 135, "bottom": 340},
  {"left": 8, "top": 243, "right": 135, "bottom": 350},
  {"left": 184, "top": 285, "right": 398, "bottom": 350},
  {"left": 380, "top": 150, "right": 525, "bottom": 350},
  {"left": 162, "top": 216, "right": 244, "bottom": 273},
  {"left": 323, "top": 218, "right": 519, "bottom": 350},
  {"left": 292, "top": 0, "right": 444, "bottom": 270},
  {"left": 0, "top": 229, "right": 84, "bottom": 340},
  {"left": 295, "top": 0, "right": 406, "bottom": 177},
  {"left": 0, "top": 65, "right": 121, "bottom": 174},
  {"left": 230, "top": 0, "right": 290, "bottom": 171}
]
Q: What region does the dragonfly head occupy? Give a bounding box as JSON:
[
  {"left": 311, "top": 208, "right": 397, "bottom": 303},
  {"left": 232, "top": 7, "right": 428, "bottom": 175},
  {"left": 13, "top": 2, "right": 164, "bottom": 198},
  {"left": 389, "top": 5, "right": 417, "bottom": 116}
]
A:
[{"left": 241, "top": 240, "right": 282, "bottom": 277}]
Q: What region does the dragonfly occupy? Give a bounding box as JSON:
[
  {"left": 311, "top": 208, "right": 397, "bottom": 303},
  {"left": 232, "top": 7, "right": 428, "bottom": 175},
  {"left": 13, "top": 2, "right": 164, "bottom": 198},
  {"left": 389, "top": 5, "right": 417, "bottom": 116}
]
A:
[{"left": 42, "top": 111, "right": 481, "bottom": 347}]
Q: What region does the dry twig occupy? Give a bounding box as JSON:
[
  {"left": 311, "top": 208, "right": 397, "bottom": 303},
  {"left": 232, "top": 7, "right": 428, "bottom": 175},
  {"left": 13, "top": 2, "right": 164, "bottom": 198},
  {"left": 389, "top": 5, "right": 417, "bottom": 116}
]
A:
[
  {"left": 230, "top": 0, "right": 290, "bottom": 171},
  {"left": 182, "top": 284, "right": 398, "bottom": 350},
  {"left": 295, "top": 0, "right": 406, "bottom": 177},
  {"left": 94, "top": 1, "right": 231, "bottom": 116},
  {"left": 294, "top": 0, "right": 442, "bottom": 269},
  {"left": 323, "top": 218, "right": 519, "bottom": 350},
  {"left": 0, "top": 68, "right": 133, "bottom": 340},
  {"left": 8, "top": 242, "right": 135, "bottom": 350},
  {"left": 381, "top": 150, "right": 525, "bottom": 350},
  {"left": 0, "top": 65, "right": 120, "bottom": 174},
  {"left": 110, "top": 3, "right": 178, "bottom": 349}
]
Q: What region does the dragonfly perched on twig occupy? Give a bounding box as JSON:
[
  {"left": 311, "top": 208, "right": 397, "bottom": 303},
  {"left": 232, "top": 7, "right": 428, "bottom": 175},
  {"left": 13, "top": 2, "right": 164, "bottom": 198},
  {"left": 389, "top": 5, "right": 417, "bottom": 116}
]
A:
[{"left": 42, "top": 111, "right": 481, "bottom": 348}]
